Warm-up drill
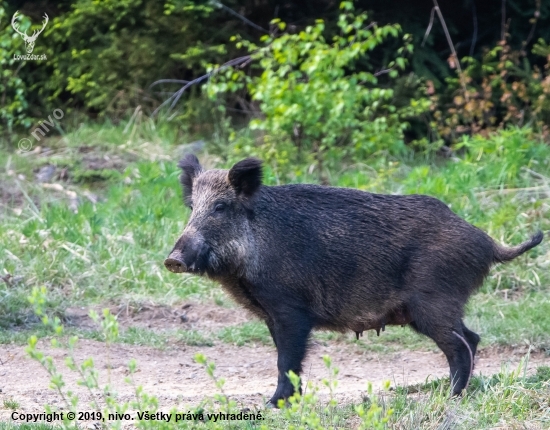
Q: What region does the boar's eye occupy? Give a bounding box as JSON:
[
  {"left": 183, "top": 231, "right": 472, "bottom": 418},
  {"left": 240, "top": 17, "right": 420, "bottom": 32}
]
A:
[{"left": 214, "top": 202, "right": 226, "bottom": 213}]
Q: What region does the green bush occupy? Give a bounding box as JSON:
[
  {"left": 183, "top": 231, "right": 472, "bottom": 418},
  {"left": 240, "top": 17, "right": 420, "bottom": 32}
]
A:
[
  {"left": 0, "top": 0, "right": 234, "bottom": 134},
  {"left": 40, "top": 0, "right": 226, "bottom": 116},
  {"left": 207, "top": 1, "right": 430, "bottom": 182}
]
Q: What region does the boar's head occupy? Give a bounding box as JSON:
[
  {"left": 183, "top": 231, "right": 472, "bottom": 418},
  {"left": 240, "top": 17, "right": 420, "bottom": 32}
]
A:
[{"left": 164, "top": 155, "right": 262, "bottom": 276}]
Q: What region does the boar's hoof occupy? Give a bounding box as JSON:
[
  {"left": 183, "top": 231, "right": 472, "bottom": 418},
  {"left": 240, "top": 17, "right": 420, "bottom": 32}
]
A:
[
  {"left": 164, "top": 257, "right": 187, "bottom": 273},
  {"left": 266, "top": 398, "right": 291, "bottom": 409}
]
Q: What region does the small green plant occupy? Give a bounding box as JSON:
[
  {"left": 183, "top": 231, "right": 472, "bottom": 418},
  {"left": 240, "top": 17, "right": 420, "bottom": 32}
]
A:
[
  {"left": 194, "top": 352, "right": 236, "bottom": 416},
  {"left": 276, "top": 370, "right": 324, "bottom": 428},
  {"left": 355, "top": 381, "right": 393, "bottom": 430},
  {"left": 3, "top": 398, "right": 20, "bottom": 410},
  {"left": 321, "top": 355, "right": 340, "bottom": 427}
]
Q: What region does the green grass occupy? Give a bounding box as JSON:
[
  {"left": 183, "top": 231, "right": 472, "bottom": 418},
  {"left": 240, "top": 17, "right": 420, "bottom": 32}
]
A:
[
  {"left": 468, "top": 292, "right": 550, "bottom": 351},
  {"left": 89, "top": 326, "right": 215, "bottom": 348},
  {"left": 0, "top": 126, "right": 549, "bottom": 350},
  {"left": 0, "top": 124, "right": 549, "bottom": 428},
  {"left": 386, "top": 362, "right": 550, "bottom": 428},
  {"left": 216, "top": 321, "right": 272, "bottom": 346}
]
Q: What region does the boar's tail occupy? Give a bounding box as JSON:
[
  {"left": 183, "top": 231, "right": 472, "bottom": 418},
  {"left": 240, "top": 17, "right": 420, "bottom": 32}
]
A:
[{"left": 493, "top": 231, "right": 544, "bottom": 263}]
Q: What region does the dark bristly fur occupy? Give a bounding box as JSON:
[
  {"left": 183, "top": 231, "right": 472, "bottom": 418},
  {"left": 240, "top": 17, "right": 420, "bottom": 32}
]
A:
[{"left": 164, "top": 157, "right": 544, "bottom": 407}]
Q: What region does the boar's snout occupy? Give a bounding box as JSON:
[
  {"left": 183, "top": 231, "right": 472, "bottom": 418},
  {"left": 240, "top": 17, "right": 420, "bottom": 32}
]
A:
[
  {"left": 164, "top": 233, "right": 209, "bottom": 274},
  {"left": 164, "top": 251, "right": 186, "bottom": 273}
]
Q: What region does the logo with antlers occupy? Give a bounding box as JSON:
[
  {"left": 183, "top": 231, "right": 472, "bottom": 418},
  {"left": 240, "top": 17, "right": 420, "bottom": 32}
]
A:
[{"left": 11, "top": 11, "right": 49, "bottom": 54}]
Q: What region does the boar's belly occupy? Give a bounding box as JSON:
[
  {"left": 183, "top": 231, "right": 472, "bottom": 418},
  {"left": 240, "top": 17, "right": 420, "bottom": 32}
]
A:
[{"left": 348, "top": 305, "right": 412, "bottom": 334}]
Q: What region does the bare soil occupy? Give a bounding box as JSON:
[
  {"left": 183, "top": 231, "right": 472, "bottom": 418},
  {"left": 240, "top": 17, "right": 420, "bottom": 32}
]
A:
[
  {"left": 1, "top": 303, "right": 550, "bottom": 420},
  {"left": 86, "top": 301, "right": 250, "bottom": 331}
]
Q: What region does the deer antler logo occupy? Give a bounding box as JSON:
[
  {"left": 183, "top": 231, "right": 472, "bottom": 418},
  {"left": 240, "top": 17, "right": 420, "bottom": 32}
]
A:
[{"left": 11, "top": 11, "right": 49, "bottom": 54}]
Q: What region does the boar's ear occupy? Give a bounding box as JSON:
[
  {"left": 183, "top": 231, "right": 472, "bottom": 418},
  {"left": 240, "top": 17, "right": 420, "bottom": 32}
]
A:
[
  {"left": 228, "top": 158, "right": 263, "bottom": 201},
  {"left": 178, "top": 154, "right": 202, "bottom": 207}
]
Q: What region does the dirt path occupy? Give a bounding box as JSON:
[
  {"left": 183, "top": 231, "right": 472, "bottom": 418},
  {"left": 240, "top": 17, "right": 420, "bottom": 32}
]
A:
[
  {"left": 1, "top": 303, "right": 549, "bottom": 420},
  {"left": 1, "top": 337, "right": 549, "bottom": 420}
]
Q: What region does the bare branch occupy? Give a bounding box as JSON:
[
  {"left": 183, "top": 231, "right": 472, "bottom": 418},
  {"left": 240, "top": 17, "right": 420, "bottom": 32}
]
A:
[
  {"left": 469, "top": 1, "right": 478, "bottom": 57},
  {"left": 374, "top": 68, "right": 394, "bottom": 77},
  {"left": 421, "top": 7, "right": 436, "bottom": 47},
  {"left": 149, "top": 79, "right": 190, "bottom": 88},
  {"left": 211, "top": 1, "right": 268, "bottom": 33},
  {"left": 431, "top": 0, "right": 469, "bottom": 102},
  {"left": 523, "top": 0, "right": 541, "bottom": 49},
  {"left": 501, "top": 0, "right": 506, "bottom": 41},
  {"left": 151, "top": 55, "right": 253, "bottom": 117}
]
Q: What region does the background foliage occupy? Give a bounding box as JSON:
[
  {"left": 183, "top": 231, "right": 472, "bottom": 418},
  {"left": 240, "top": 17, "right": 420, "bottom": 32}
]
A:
[
  {"left": 1, "top": 0, "right": 549, "bottom": 160},
  {"left": 207, "top": 4, "right": 429, "bottom": 180}
]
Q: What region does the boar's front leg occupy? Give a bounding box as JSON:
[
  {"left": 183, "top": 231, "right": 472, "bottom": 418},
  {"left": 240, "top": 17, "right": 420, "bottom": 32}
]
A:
[
  {"left": 267, "top": 310, "right": 313, "bottom": 407},
  {"left": 265, "top": 318, "right": 277, "bottom": 348}
]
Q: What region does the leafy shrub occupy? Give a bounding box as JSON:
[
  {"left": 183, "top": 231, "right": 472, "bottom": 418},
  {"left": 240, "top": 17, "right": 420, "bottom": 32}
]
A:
[
  {"left": 207, "top": 1, "right": 429, "bottom": 182},
  {"left": 39, "top": 0, "right": 227, "bottom": 117},
  {"left": 0, "top": 0, "right": 238, "bottom": 133},
  {"left": 430, "top": 36, "right": 550, "bottom": 144}
]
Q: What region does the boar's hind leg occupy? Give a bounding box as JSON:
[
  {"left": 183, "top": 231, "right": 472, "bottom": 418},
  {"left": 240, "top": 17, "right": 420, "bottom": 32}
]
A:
[
  {"left": 410, "top": 316, "right": 473, "bottom": 396},
  {"left": 268, "top": 311, "right": 313, "bottom": 407},
  {"left": 461, "top": 322, "right": 480, "bottom": 360}
]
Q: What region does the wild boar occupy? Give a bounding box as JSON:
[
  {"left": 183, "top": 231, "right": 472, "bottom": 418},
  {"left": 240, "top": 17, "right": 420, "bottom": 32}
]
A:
[{"left": 164, "top": 155, "right": 543, "bottom": 406}]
